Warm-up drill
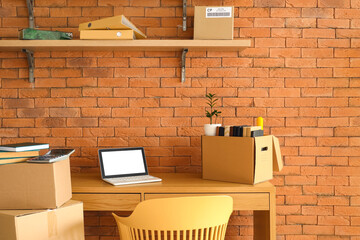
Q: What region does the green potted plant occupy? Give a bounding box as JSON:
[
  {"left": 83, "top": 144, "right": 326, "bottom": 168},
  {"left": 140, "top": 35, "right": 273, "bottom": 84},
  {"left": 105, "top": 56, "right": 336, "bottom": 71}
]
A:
[{"left": 204, "top": 93, "right": 222, "bottom": 136}]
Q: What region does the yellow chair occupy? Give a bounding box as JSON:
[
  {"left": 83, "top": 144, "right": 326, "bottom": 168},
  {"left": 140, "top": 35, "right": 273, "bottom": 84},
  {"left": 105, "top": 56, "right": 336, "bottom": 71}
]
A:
[{"left": 112, "top": 195, "right": 233, "bottom": 240}]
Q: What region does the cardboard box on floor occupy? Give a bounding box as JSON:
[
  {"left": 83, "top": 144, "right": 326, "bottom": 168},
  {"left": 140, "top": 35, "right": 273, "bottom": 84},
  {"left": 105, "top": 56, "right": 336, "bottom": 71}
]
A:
[
  {"left": 0, "top": 200, "right": 84, "bottom": 240},
  {"left": 0, "top": 159, "right": 72, "bottom": 209},
  {"left": 202, "top": 135, "right": 283, "bottom": 185},
  {"left": 194, "top": 6, "right": 234, "bottom": 40}
]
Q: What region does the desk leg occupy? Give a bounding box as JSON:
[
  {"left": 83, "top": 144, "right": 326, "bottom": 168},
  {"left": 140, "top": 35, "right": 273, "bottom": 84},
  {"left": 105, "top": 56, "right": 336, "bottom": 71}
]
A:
[{"left": 253, "top": 192, "right": 276, "bottom": 240}]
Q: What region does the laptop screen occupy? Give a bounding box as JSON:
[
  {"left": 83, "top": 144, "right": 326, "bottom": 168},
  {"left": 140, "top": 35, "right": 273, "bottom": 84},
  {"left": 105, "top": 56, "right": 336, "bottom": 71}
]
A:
[{"left": 99, "top": 148, "right": 148, "bottom": 178}]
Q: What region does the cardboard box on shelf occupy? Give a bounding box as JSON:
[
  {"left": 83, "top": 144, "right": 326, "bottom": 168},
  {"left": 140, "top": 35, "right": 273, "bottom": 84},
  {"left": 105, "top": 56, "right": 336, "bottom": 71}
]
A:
[
  {"left": 194, "top": 6, "right": 234, "bottom": 40},
  {"left": 202, "top": 135, "right": 283, "bottom": 185},
  {"left": 0, "top": 200, "right": 84, "bottom": 240},
  {"left": 0, "top": 159, "right": 72, "bottom": 209}
]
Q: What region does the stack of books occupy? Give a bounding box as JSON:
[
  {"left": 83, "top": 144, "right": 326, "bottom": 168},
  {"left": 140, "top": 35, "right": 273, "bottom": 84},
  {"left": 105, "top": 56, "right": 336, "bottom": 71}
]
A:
[
  {"left": 79, "top": 15, "right": 146, "bottom": 40},
  {"left": 216, "top": 125, "right": 264, "bottom": 137},
  {"left": 0, "top": 142, "right": 49, "bottom": 165}
]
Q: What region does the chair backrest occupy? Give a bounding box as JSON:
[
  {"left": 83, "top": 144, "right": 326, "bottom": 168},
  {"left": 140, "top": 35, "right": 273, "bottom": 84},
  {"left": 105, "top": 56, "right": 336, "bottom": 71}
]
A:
[{"left": 113, "top": 195, "right": 233, "bottom": 240}]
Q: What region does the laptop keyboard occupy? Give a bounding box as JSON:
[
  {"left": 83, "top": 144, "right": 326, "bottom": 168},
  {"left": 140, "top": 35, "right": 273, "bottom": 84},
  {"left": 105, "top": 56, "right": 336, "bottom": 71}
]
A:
[{"left": 105, "top": 175, "right": 161, "bottom": 185}]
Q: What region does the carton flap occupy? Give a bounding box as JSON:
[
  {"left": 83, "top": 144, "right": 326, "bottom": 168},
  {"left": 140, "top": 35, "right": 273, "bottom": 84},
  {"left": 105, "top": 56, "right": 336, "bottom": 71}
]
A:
[
  {"left": 254, "top": 136, "right": 273, "bottom": 184},
  {"left": 272, "top": 136, "right": 283, "bottom": 172}
]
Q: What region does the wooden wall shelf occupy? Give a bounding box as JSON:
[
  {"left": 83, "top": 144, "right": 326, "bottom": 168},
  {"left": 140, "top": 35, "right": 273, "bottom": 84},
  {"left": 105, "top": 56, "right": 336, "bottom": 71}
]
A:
[
  {"left": 0, "top": 39, "right": 251, "bottom": 83},
  {"left": 0, "top": 39, "right": 251, "bottom": 52}
]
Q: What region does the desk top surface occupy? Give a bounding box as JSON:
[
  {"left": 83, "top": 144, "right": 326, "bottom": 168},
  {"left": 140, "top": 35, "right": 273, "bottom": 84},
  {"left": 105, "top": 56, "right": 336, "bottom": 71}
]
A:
[{"left": 71, "top": 173, "right": 275, "bottom": 194}]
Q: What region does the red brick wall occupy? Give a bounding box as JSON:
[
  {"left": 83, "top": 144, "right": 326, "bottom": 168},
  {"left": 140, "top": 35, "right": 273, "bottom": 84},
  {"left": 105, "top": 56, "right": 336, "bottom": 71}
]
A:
[{"left": 1, "top": 0, "right": 359, "bottom": 239}]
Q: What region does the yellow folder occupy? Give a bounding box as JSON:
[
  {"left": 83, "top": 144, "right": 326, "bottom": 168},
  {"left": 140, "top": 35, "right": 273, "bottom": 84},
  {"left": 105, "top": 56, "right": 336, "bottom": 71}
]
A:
[
  {"left": 79, "top": 15, "right": 146, "bottom": 39},
  {"left": 80, "top": 30, "right": 134, "bottom": 40}
]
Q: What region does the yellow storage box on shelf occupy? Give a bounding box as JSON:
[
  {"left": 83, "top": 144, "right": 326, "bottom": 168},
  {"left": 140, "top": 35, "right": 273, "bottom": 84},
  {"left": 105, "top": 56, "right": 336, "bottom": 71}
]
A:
[
  {"left": 79, "top": 15, "right": 146, "bottom": 40},
  {"left": 202, "top": 135, "right": 283, "bottom": 185}
]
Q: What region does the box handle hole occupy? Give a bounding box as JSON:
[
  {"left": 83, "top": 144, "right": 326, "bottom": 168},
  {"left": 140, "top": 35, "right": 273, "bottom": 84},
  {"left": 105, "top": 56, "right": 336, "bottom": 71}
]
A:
[{"left": 261, "top": 147, "right": 268, "bottom": 151}]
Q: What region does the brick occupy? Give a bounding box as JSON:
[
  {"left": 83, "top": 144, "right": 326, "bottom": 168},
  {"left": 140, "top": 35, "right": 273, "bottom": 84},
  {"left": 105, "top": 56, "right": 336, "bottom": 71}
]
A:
[
  {"left": 337, "top": 29, "right": 360, "bottom": 38},
  {"left": 286, "top": 0, "right": 317, "bottom": 7},
  {"left": 303, "top": 48, "right": 333, "bottom": 58},
  {"left": 83, "top": 87, "right": 112, "bottom": 97},
  {"left": 99, "top": 118, "right": 129, "bottom": 127},
  {"left": 129, "top": 98, "right": 159, "bottom": 107},
  {"left": 112, "top": 108, "right": 141, "bottom": 117},
  {"left": 115, "top": 128, "right": 145, "bottom": 137},
  {"left": 51, "top": 68, "right": 81, "bottom": 78},
  {"left": 318, "top": 78, "right": 349, "bottom": 87},
  {"left": 318, "top": 117, "right": 349, "bottom": 127},
  {"left": 17, "top": 108, "right": 49, "bottom": 118},
  {"left": 98, "top": 98, "right": 127, "bottom": 107},
  {"left": 319, "top": 0, "right": 350, "bottom": 7},
  {"left": 303, "top": 225, "right": 334, "bottom": 235},
  {"left": 271, "top": 28, "right": 302, "bottom": 38},
  {"left": 84, "top": 68, "right": 114, "bottom": 78},
  {"left": 145, "top": 88, "right": 174, "bottom": 97},
  {"left": 335, "top": 127, "right": 360, "bottom": 136},
  {"left": 286, "top": 18, "right": 316, "bottom": 28},
  {"left": 66, "top": 58, "right": 97, "bottom": 68},
  {"left": 3, "top": 118, "right": 34, "bottom": 128},
  {"left": 318, "top": 19, "right": 350, "bottom": 29},
  {"left": 49, "top": 108, "right": 80, "bottom": 117},
  {"left": 3, "top": 99, "right": 34, "bottom": 109},
  {"left": 336, "top": 9, "right": 360, "bottom": 18},
  {"left": 286, "top": 118, "right": 317, "bottom": 127},
  {"left": 67, "top": 118, "right": 98, "bottom": 127},
  {"left": 302, "top": 8, "right": 334, "bottom": 18},
  {"left": 302, "top": 128, "right": 334, "bottom": 136},
  {"left": 35, "top": 118, "right": 66, "bottom": 128},
  {"left": 318, "top": 58, "right": 349, "bottom": 68},
  {"left": 270, "top": 48, "right": 300, "bottom": 58},
  {"left": 114, "top": 88, "right": 144, "bottom": 97},
  {"left": 335, "top": 88, "right": 360, "bottom": 97},
  {"left": 67, "top": 78, "right": 98, "bottom": 88},
  {"left": 146, "top": 127, "right": 176, "bottom": 137},
  {"left": 271, "top": 8, "right": 301, "bottom": 17},
  {"left": 304, "top": 29, "right": 335, "bottom": 39},
  {"left": 129, "top": 78, "right": 159, "bottom": 87},
  {"left": 287, "top": 38, "right": 317, "bottom": 48},
  {"left": 130, "top": 117, "right": 160, "bottom": 127},
  {"left": 240, "top": 27, "right": 271, "bottom": 38},
  {"left": 51, "top": 88, "right": 81, "bottom": 98},
  {"left": 255, "top": 38, "right": 285, "bottom": 47},
  {"left": 238, "top": 68, "right": 269, "bottom": 77},
  {"left": 254, "top": 0, "right": 284, "bottom": 7},
  {"left": 287, "top": 216, "right": 317, "bottom": 225},
  {"left": 99, "top": 78, "right": 128, "bottom": 87}
]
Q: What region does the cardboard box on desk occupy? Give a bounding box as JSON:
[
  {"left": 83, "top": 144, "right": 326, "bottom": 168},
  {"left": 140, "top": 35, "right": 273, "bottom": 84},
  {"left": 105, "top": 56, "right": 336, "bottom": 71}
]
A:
[
  {"left": 202, "top": 135, "right": 283, "bottom": 185},
  {"left": 0, "top": 159, "right": 72, "bottom": 209},
  {"left": 0, "top": 200, "right": 84, "bottom": 240},
  {"left": 194, "top": 6, "right": 234, "bottom": 40}
]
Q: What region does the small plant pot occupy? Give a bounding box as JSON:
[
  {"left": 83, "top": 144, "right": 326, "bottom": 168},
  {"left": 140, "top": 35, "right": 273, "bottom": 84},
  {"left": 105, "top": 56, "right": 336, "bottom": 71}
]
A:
[{"left": 204, "top": 124, "right": 221, "bottom": 136}]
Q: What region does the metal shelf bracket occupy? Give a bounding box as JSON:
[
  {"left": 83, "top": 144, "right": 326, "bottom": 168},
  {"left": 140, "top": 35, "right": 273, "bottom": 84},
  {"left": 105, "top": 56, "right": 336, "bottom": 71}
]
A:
[
  {"left": 181, "top": 48, "right": 188, "bottom": 83},
  {"left": 182, "top": 0, "right": 187, "bottom": 31},
  {"left": 26, "top": 0, "right": 35, "bottom": 28},
  {"left": 22, "top": 49, "right": 34, "bottom": 83}
]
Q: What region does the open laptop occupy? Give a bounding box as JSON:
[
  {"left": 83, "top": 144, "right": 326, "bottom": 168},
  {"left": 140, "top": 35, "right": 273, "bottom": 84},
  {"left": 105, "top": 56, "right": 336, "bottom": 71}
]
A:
[{"left": 98, "top": 147, "right": 162, "bottom": 186}]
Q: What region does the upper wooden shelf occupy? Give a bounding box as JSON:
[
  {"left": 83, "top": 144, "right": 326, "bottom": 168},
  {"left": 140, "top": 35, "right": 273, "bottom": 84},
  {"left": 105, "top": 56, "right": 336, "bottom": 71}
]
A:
[{"left": 0, "top": 39, "right": 251, "bottom": 52}]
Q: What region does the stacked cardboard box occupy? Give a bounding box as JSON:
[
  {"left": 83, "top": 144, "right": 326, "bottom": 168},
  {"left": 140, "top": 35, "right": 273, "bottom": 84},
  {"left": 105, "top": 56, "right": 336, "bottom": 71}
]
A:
[
  {"left": 79, "top": 15, "right": 146, "bottom": 40},
  {"left": 0, "top": 159, "right": 85, "bottom": 240}
]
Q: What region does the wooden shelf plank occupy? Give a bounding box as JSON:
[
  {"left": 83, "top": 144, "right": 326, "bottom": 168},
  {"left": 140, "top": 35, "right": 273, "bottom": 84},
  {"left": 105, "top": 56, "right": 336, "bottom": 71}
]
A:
[{"left": 0, "top": 39, "right": 251, "bottom": 51}]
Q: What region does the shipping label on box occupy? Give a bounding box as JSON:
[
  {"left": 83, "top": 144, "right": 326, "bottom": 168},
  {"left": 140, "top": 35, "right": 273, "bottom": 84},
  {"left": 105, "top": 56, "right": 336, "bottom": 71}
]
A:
[
  {"left": 202, "top": 135, "right": 277, "bottom": 185},
  {"left": 0, "top": 200, "right": 84, "bottom": 240},
  {"left": 194, "top": 6, "right": 234, "bottom": 40},
  {"left": 0, "top": 159, "right": 72, "bottom": 209}
]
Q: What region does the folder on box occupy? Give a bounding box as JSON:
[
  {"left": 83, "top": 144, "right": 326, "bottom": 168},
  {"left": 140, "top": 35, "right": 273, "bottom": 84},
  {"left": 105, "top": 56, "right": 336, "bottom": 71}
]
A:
[
  {"left": 79, "top": 15, "right": 146, "bottom": 39},
  {"left": 80, "top": 30, "right": 134, "bottom": 40}
]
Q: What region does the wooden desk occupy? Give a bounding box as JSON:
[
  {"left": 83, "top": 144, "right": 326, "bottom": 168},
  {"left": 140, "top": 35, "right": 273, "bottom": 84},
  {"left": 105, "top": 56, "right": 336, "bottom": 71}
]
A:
[{"left": 71, "top": 173, "right": 276, "bottom": 240}]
